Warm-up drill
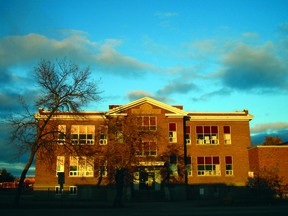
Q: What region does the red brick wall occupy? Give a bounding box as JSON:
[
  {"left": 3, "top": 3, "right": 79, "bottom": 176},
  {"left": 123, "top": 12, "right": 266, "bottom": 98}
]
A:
[{"left": 249, "top": 146, "right": 288, "bottom": 185}]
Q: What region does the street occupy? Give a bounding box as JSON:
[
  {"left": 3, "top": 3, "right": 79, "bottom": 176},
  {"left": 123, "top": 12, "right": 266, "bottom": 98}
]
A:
[{"left": 2, "top": 202, "right": 288, "bottom": 216}]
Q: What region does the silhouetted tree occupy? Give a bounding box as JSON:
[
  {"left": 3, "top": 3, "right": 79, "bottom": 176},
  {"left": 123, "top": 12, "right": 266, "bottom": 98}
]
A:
[
  {"left": 8, "top": 58, "right": 102, "bottom": 206},
  {"left": 0, "top": 168, "right": 15, "bottom": 182},
  {"left": 251, "top": 167, "right": 284, "bottom": 202},
  {"left": 262, "top": 136, "right": 283, "bottom": 145}
]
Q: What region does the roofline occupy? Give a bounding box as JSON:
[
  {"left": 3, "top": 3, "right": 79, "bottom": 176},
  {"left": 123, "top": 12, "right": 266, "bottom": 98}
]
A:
[
  {"left": 249, "top": 145, "right": 288, "bottom": 150},
  {"left": 106, "top": 97, "right": 188, "bottom": 116}
]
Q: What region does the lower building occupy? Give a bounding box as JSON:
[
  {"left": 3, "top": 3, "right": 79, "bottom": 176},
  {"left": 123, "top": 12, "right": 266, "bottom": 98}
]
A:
[{"left": 248, "top": 143, "right": 288, "bottom": 195}]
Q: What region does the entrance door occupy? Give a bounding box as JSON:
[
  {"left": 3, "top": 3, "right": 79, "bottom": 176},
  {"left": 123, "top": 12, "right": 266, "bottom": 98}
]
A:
[{"left": 139, "top": 171, "right": 155, "bottom": 190}]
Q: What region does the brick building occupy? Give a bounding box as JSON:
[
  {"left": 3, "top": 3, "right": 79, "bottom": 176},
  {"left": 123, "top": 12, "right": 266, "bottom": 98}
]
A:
[
  {"left": 248, "top": 143, "right": 288, "bottom": 187},
  {"left": 34, "top": 97, "right": 254, "bottom": 199}
]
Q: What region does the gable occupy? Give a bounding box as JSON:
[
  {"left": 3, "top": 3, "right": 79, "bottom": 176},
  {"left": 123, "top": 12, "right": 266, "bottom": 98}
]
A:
[{"left": 106, "top": 97, "right": 188, "bottom": 116}]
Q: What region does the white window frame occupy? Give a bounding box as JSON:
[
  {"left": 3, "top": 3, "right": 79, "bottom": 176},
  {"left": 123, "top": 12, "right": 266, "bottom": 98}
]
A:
[
  {"left": 197, "top": 156, "right": 221, "bottom": 176},
  {"left": 55, "top": 186, "right": 63, "bottom": 195},
  {"left": 71, "top": 125, "right": 95, "bottom": 145},
  {"left": 56, "top": 156, "right": 65, "bottom": 175},
  {"left": 99, "top": 133, "right": 108, "bottom": 145},
  {"left": 137, "top": 116, "right": 157, "bottom": 131},
  {"left": 225, "top": 156, "right": 233, "bottom": 176},
  {"left": 57, "top": 125, "right": 66, "bottom": 145},
  {"left": 169, "top": 123, "right": 177, "bottom": 143},
  {"left": 69, "top": 156, "right": 94, "bottom": 177},
  {"left": 196, "top": 126, "right": 219, "bottom": 145},
  {"left": 224, "top": 126, "right": 232, "bottom": 145},
  {"left": 69, "top": 186, "right": 77, "bottom": 195}
]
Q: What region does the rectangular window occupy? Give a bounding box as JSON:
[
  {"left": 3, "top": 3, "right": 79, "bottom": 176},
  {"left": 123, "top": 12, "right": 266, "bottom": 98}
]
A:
[
  {"left": 196, "top": 126, "right": 218, "bottom": 145},
  {"left": 137, "top": 116, "right": 157, "bottom": 130},
  {"left": 186, "top": 156, "right": 192, "bottom": 176},
  {"left": 197, "top": 156, "right": 221, "bottom": 176},
  {"left": 225, "top": 156, "right": 233, "bottom": 175},
  {"left": 224, "top": 126, "right": 232, "bottom": 145},
  {"left": 137, "top": 141, "right": 157, "bottom": 156},
  {"left": 169, "top": 123, "right": 177, "bottom": 143},
  {"left": 99, "top": 133, "right": 108, "bottom": 145},
  {"left": 57, "top": 125, "right": 66, "bottom": 145},
  {"left": 69, "top": 186, "right": 77, "bottom": 195},
  {"left": 71, "top": 125, "right": 95, "bottom": 145},
  {"left": 186, "top": 126, "right": 191, "bottom": 145},
  {"left": 56, "top": 156, "right": 65, "bottom": 174},
  {"left": 169, "top": 155, "right": 178, "bottom": 177},
  {"left": 69, "top": 156, "right": 94, "bottom": 177},
  {"left": 55, "top": 186, "right": 63, "bottom": 195}
]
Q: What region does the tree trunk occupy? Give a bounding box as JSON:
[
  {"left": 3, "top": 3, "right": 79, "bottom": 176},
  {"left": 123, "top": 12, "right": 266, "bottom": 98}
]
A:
[{"left": 14, "top": 147, "right": 36, "bottom": 207}]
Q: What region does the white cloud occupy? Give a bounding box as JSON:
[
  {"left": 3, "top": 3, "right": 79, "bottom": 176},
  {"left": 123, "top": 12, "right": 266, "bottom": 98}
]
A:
[
  {"left": 251, "top": 122, "right": 288, "bottom": 134},
  {"left": 0, "top": 33, "right": 153, "bottom": 77}
]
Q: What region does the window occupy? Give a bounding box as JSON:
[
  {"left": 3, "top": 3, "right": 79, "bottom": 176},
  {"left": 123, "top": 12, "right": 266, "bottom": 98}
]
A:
[
  {"left": 169, "top": 123, "right": 177, "bottom": 143},
  {"left": 224, "top": 126, "right": 232, "bottom": 145},
  {"left": 170, "top": 155, "right": 178, "bottom": 177},
  {"left": 197, "top": 156, "right": 221, "bottom": 176},
  {"left": 69, "top": 186, "right": 77, "bottom": 195},
  {"left": 137, "top": 141, "right": 157, "bottom": 156},
  {"left": 196, "top": 126, "right": 218, "bottom": 145},
  {"left": 57, "top": 125, "right": 66, "bottom": 145},
  {"left": 69, "top": 156, "right": 94, "bottom": 177},
  {"left": 99, "top": 133, "right": 108, "bottom": 145},
  {"left": 186, "top": 126, "right": 191, "bottom": 145},
  {"left": 225, "top": 156, "right": 233, "bottom": 175},
  {"left": 137, "top": 116, "right": 157, "bottom": 130},
  {"left": 115, "top": 131, "right": 123, "bottom": 143},
  {"left": 71, "top": 125, "right": 95, "bottom": 145},
  {"left": 186, "top": 156, "right": 192, "bottom": 176},
  {"left": 56, "top": 156, "right": 65, "bottom": 175},
  {"left": 98, "top": 157, "right": 108, "bottom": 177},
  {"left": 55, "top": 186, "right": 63, "bottom": 195}
]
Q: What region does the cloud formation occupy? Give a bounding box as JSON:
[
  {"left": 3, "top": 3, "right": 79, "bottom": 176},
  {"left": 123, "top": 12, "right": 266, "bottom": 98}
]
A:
[
  {"left": 127, "top": 90, "right": 171, "bottom": 103},
  {"left": 220, "top": 44, "right": 288, "bottom": 92},
  {"left": 157, "top": 81, "right": 197, "bottom": 95},
  {"left": 251, "top": 122, "right": 288, "bottom": 134},
  {"left": 0, "top": 33, "right": 153, "bottom": 76}
]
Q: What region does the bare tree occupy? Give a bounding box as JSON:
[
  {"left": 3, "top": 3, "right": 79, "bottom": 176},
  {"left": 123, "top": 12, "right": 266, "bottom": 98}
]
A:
[{"left": 9, "top": 58, "right": 102, "bottom": 206}]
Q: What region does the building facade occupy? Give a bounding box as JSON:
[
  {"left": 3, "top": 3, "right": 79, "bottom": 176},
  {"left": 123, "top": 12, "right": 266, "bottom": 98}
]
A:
[
  {"left": 249, "top": 144, "right": 288, "bottom": 188},
  {"left": 34, "top": 97, "right": 254, "bottom": 199}
]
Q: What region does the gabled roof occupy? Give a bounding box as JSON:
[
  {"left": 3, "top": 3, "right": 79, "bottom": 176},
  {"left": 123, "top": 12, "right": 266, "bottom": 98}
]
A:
[{"left": 106, "top": 97, "right": 188, "bottom": 116}]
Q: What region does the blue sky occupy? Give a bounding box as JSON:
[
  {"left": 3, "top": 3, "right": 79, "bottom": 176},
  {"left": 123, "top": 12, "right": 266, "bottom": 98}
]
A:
[{"left": 1, "top": 0, "right": 288, "bottom": 176}]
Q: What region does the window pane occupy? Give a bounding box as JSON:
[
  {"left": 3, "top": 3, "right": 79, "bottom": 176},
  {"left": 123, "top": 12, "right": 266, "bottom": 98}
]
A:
[
  {"left": 186, "top": 126, "right": 191, "bottom": 133},
  {"left": 79, "top": 134, "right": 86, "bottom": 139},
  {"left": 169, "top": 123, "right": 176, "bottom": 131},
  {"left": 186, "top": 156, "right": 192, "bottom": 165},
  {"left": 196, "top": 126, "right": 203, "bottom": 133},
  {"left": 71, "top": 125, "right": 78, "bottom": 133},
  {"left": 197, "top": 157, "right": 204, "bottom": 164},
  {"left": 225, "top": 156, "right": 232, "bottom": 164},
  {"left": 58, "top": 125, "right": 66, "bottom": 133},
  {"left": 224, "top": 126, "right": 230, "bottom": 133},
  {"left": 87, "top": 125, "right": 95, "bottom": 133},
  {"left": 205, "top": 156, "right": 212, "bottom": 164},
  {"left": 143, "top": 117, "right": 149, "bottom": 126},
  {"left": 72, "top": 134, "right": 78, "bottom": 139},
  {"left": 204, "top": 126, "right": 210, "bottom": 133},
  {"left": 213, "top": 156, "right": 220, "bottom": 164},
  {"left": 150, "top": 117, "right": 156, "bottom": 125},
  {"left": 211, "top": 126, "right": 218, "bottom": 133}
]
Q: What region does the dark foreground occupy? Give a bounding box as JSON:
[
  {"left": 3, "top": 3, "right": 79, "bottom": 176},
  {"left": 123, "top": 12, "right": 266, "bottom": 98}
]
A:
[{"left": 1, "top": 201, "right": 288, "bottom": 216}]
